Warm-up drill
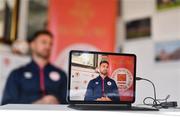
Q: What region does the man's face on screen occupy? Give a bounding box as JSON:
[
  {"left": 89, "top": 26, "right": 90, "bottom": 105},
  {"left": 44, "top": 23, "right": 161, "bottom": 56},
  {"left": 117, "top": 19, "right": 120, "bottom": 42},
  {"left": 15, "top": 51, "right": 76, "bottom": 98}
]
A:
[{"left": 99, "top": 63, "right": 109, "bottom": 76}]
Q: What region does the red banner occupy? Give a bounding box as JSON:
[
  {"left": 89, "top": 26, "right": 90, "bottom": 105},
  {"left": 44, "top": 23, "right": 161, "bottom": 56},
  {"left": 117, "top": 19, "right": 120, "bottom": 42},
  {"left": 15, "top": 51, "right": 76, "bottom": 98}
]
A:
[
  {"left": 48, "top": 0, "right": 117, "bottom": 71},
  {"left": 108, "top": 55, "right": 135, "bottom": 101}
]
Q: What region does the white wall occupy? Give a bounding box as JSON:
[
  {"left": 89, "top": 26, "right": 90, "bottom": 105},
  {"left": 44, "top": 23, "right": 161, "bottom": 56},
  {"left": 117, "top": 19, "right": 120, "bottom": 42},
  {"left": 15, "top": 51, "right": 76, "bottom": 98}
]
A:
[
  {"left": 17, "top": 0, "right": 29, "bottom": 40},
  {"left": 118, "top": 0, "right": 180, "bottom": 105},
  {"left": 153, "top": 9, "right": 180, "bottom": 40},
  {"left": 123, "top": 39, "right": 180, "bottom": 105},
  {"left": 122, "top": 0, "right": 155, "bottom": 21}
]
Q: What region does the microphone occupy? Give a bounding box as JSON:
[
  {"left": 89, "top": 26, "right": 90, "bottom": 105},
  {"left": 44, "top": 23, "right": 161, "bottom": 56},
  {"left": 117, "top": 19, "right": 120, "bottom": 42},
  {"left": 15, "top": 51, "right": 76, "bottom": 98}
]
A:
[
  {"left": 136, "top": 77, "right": 157, "bottom": 106},
  {"left": 136, "top": 77, "right": 177, "bottom": 109}
]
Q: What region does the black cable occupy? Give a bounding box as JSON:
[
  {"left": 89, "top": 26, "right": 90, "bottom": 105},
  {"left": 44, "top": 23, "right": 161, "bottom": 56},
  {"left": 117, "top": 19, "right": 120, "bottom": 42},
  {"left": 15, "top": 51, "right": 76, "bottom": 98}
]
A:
[
  {"left": 136, "top": 77, "right": 172, "bottom": 109},
  {"left": 136, "top": 77, "right": 158, "bottom": 106},
  {"left": 136, "top": 77, "right": 177, "bottom": 109}
]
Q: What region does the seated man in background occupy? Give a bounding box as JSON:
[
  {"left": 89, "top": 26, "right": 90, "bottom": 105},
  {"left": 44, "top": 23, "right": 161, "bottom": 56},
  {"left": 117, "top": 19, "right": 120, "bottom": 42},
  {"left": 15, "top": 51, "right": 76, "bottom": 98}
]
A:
[
  {"left": 2, "top": 30, "right": 67, "bottom": 105},
  {"left": 84, "top": 60, "right": 120, "bottom": 102}
]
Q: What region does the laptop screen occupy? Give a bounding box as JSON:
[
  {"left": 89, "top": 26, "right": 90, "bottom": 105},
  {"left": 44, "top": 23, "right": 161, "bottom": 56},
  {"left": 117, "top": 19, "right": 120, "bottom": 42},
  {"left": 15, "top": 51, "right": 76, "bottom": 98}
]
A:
[{"left": 68, "top": 50, "right": 136, "bottom": 104}]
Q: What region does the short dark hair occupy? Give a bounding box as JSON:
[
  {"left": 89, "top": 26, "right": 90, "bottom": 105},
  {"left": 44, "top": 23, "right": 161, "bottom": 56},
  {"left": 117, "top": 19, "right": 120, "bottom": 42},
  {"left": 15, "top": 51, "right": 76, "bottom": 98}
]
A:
[
  {"left": 28, "top": 30, "right": 53, "bottom": 43},
  {"left": 99, "top": 60, "right": 109, "bottom": 66}
]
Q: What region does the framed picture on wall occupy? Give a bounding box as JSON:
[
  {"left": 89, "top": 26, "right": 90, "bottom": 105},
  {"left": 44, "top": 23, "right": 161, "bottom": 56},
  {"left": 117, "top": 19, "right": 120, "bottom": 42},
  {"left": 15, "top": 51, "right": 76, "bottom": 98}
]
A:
[
  {"left": 71, "top": 52, "right": 98, "bottom": 69},
  {"left": 27, "top": 0, "right": 48, "bottom": 40},
  {"left": 0, "top": 0, "right": 5, "bottom": 40},
  {"left": 155, "top": 40, "right": 180, "bottom": 62},
  {"left": 157, "top": 0, "right": 180, "bottom": 11},
  {"left": 0, "top": 0, "right": 20, "bottom": 44},
  {"left": 125, "top": 17, "right": 151, "bottom": 40}
]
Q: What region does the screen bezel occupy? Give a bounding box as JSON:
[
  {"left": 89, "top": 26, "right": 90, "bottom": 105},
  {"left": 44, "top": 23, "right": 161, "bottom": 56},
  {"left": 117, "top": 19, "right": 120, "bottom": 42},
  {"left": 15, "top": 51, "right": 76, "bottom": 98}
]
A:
[{"left": 67, "top": 50, "right": 136, "bottom": 104}]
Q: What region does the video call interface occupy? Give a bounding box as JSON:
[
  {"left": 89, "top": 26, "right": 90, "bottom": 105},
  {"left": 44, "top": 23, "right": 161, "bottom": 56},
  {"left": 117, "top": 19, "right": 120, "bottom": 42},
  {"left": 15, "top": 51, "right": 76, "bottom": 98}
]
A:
[{"left": 69, "top": 51, "right": 135, "bottom": 102}]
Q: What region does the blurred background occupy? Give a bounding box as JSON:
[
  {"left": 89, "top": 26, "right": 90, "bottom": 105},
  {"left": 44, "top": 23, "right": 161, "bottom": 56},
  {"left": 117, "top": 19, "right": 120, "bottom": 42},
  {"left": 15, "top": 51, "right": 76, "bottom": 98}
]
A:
[{"left": 0, "top": 0, "right": 180, "bottom": 105}]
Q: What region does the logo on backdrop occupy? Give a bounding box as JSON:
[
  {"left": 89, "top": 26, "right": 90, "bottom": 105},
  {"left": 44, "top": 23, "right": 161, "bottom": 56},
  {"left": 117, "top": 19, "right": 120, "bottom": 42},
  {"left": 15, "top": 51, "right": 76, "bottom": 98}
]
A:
[{"left": 111, "top": 68, "right": 133, "bottom": 91}]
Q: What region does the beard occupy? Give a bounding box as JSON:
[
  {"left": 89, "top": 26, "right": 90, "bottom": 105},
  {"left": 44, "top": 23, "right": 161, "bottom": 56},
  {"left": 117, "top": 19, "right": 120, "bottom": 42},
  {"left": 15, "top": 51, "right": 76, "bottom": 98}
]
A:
[
  {"left": 100, "top": 70, "right": 108, "bottom": 76},
  {"left": 35, "top": 51, "right": 50, "bottom": 60}
]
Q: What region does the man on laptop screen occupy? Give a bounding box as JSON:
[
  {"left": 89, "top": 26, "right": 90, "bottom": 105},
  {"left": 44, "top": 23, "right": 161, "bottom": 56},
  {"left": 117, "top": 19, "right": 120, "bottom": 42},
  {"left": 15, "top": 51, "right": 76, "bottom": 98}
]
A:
[
  {"left": 69, "top": 51, "right": 135, "bottom": 104},
  {"left": 84, "top": 60, "right": 120, "bottom": 102}
]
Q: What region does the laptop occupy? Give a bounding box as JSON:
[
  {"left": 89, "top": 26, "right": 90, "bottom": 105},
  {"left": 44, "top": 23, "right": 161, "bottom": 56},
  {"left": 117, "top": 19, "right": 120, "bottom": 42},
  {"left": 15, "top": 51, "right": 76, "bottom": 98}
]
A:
[{"left": 67, "top": 50, "right": 158, "bottom": 111}]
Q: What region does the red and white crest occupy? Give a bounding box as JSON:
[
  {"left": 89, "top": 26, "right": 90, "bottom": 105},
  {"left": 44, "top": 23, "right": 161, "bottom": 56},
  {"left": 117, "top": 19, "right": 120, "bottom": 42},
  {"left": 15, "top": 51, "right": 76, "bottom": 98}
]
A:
[
  {"left": 49, "top": 71, "right": 61, "bottom": 82},
  {"left": 111, "top": 68, "right": 133, "bottom": 91}
]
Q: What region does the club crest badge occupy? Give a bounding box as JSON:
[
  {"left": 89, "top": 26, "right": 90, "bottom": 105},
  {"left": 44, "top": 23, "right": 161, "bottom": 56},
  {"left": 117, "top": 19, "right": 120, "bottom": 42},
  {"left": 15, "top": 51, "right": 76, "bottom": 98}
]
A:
[
  {"left": 49, "top": 71, "right": 60, "bottom": 82},
  {"left": 24, "top": 72, "right": 32, "bottom": 79},
  {"left": 107, "top": 81, "right": 112, "bottom": 86},
  {"left": 111, "top": 68, "right": 133, "bottom": 91}
]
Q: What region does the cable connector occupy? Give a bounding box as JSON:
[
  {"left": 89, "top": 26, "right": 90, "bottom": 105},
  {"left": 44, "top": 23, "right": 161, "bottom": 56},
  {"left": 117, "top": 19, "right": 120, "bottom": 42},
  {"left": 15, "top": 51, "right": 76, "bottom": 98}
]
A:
[{"left": 160, "top": 101, "right": 177, "bottom": 108}]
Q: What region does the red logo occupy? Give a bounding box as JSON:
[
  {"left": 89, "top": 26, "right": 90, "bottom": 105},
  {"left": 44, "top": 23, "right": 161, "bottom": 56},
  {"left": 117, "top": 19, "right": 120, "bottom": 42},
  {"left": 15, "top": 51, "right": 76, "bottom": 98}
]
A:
[{"left": 111, "top": 68, "right": 133, "bottom": 91}]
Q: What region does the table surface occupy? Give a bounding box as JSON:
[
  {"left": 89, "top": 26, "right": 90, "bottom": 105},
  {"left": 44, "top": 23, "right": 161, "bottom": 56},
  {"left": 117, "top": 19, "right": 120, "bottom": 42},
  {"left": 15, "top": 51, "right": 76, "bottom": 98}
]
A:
[
  {"left": 0, "top": 104, "right": 180, "bottom": 111},
  {"left": 0, "top": 104, "right": 180, "bottom": 117},
  {"left": 0, "top": 104, "right": 73, "bottom": 111}
]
